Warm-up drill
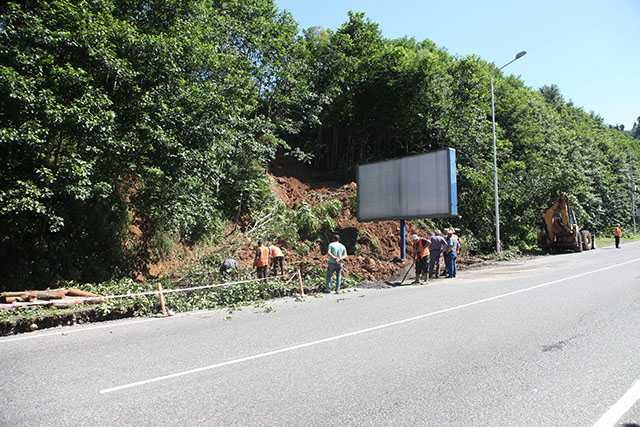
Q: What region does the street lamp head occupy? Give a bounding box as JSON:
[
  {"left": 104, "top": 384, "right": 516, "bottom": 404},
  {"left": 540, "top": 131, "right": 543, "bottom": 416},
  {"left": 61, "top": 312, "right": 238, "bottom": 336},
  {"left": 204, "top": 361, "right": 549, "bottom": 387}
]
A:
[{"left": 515, "top": 51, "right": 527, "bottom": 59}]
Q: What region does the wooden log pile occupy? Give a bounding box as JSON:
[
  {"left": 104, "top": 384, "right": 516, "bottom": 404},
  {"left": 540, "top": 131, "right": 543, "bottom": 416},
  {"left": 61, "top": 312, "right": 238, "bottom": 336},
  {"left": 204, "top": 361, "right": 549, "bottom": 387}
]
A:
[{"left": 0, "top": 288, "right": 101, "bottom": 308}]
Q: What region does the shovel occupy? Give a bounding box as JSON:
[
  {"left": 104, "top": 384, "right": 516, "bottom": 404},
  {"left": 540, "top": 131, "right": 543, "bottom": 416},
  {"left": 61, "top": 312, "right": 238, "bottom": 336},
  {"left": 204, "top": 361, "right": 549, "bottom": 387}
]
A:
[{"left": 401, "top": 258, "right": 415, "bottom": 284}]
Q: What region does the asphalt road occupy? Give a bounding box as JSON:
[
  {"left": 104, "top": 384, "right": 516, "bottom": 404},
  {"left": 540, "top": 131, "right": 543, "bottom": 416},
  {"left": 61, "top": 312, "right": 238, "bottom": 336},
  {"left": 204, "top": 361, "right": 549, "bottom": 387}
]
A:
[{"left": 2, "top": 242, "right": 640, "bottom": 426}]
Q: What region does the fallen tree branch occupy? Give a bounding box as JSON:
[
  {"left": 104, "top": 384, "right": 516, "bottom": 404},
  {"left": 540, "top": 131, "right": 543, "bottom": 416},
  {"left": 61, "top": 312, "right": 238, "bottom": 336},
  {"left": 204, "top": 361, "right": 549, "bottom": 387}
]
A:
[{"left": 245, "top": 212, "right": 276, "bottom": 235}]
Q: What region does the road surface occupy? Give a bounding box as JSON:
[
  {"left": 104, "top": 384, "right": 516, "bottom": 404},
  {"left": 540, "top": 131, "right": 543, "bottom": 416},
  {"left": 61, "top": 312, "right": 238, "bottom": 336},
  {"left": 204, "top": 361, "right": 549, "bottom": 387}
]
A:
[{"left": 1, "top": 242, "right": 639, "bottom": 426}]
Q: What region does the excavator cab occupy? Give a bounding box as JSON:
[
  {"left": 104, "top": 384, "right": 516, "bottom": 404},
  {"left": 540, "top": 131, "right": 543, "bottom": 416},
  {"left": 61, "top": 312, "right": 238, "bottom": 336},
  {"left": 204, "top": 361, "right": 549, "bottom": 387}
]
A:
[{"left": 537, "top": 193, "right": 592, "bottom": 253}]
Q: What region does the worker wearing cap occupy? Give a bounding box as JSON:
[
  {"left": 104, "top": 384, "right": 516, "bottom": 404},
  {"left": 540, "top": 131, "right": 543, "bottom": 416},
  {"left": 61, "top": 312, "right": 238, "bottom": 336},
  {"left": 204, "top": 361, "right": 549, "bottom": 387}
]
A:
[
  {"left": 428, "top": 229, "right": 447, "bottom": 279},
  {"left": 411, "top": 234, "right": 430, "bottom": 284},
  {"left": 253, "top": 240, "right": 269, "bottom": 279},
  {"left": 219, "top": 258, "right": 238, "bottom": 279},
  {"left": 444, "top": 229, "right": 459, "bottom": 278}
]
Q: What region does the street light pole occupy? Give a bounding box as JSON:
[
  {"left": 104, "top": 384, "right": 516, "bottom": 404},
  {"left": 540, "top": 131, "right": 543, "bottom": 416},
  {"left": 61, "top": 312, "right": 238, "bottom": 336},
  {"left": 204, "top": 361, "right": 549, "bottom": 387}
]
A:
[
  {"left": 630, "top": 147, "right": 637, "bottom": 234},
  {"left": 491, "top": 50, "right": 526, "bottom": 254}
]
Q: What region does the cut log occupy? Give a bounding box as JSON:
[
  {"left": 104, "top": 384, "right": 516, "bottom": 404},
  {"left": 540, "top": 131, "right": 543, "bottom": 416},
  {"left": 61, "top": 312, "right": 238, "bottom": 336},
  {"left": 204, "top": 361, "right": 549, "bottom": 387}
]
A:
[
  {"left": 1, "top": 293, "right": 30, "bottom": 303},
  {"left": 2, "top": 291, "right": 30, "bottom": 297},
  {"left": 31, "top": 289, "right": 68, "bottom": 300},
  {"left": 52, "top": 299, "right": 85, "bottom": 309},
  {"left": 5, "top": 296, "right": 27, "bottom": 303},
  {"left": 65, "top": 288, "right": 99, "bottom": 298}
]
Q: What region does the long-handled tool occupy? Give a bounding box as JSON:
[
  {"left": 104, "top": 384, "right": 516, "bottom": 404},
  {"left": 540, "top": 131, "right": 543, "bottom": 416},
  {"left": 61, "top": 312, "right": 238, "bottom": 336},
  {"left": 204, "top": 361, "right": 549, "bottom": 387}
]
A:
[{"left": 401, "top": 258, "right": 415, "bottom": 284}]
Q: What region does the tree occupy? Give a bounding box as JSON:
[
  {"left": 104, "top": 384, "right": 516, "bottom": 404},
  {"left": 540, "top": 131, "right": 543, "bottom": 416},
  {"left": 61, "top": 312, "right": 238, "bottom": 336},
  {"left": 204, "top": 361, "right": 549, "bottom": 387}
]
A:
[
  {"left": 0, "top": 0, "right": 303, "bottom": 289},
  {"left": 290, "top": 12, "right": 637, "bottom": 252},
  {"left": 539, "top": 84, "right": 564, "bottom": 107}
]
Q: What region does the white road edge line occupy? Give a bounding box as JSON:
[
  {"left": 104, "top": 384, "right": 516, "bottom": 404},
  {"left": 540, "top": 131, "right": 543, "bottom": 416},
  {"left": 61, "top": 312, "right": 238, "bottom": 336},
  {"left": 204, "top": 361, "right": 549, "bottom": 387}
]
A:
[
  {"left": 99, "top": 257, "right": 640, "bottom": 394},
  {"left": 593, "top": 379, "right": 640, "bottom": 427}
]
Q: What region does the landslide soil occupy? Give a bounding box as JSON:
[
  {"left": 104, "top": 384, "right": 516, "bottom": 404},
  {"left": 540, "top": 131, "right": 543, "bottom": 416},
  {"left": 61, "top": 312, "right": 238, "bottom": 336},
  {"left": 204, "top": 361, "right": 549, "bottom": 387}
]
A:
[
  {"left": 148, "top": 154, "right": 482, "bottom": 283},
  {"left": 226, "top": 155, "right": 479, "bottom": 283}
]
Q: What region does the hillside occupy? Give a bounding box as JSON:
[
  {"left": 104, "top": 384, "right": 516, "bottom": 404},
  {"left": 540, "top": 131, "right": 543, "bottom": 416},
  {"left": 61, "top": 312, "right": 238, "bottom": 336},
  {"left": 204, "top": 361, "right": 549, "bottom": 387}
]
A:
[
  {"left": 225, "top": 156, "right": 475, "bottom": 283},
  {"left": 3, "top": 2, "right": 637, "bottom": 291},
  {"left": 0, "top": 156, "right": 474, "bottom": 336}
]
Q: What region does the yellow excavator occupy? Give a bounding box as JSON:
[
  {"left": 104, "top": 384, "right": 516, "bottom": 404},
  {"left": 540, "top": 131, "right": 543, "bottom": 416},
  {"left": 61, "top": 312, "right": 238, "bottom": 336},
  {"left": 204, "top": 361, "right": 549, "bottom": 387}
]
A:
[{"left": 537, "top": 193, "right": 593, "bottom": 252}]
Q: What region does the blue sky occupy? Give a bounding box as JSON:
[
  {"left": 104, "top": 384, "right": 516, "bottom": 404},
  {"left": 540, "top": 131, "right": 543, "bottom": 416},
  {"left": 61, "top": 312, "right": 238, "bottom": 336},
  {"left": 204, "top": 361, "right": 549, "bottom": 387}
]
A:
[{"left": 275, "top": 0, "right": 640, "bottom": 130}]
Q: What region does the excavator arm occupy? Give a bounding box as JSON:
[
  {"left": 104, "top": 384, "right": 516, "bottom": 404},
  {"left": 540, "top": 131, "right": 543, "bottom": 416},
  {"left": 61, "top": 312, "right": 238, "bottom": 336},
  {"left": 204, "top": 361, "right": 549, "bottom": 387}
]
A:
[
  {"left": 538, "top": 192, "right": 585, "bottom": 252},
  {"left": 542, "top": 193, "right": 572, "bottom": 243}
]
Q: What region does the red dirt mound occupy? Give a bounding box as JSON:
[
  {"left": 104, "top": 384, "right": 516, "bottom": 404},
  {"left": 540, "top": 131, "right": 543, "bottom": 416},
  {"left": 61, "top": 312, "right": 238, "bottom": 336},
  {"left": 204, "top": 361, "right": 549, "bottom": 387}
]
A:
[{"left": 252, "top": 156, "right": 466, "bottom": 282}]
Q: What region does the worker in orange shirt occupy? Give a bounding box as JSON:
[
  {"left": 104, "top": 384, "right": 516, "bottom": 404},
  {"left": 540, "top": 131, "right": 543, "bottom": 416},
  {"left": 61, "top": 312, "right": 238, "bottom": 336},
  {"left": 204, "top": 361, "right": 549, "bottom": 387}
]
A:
[
  {"left": 614, "top": 224, "right": 622, "bottom": 248},
  {"left": 269, "top": 243, "right": 285, "bottom": 276},
  {"left": 411, "top": 234, "right": 430, "bottom": 284},
  {"left": 253, "top": 240, "right": 269, "bottom": 279}
]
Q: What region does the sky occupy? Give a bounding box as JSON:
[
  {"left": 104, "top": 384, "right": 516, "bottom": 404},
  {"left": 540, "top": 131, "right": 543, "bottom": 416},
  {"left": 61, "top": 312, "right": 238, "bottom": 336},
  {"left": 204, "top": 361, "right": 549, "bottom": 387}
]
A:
[{"left": 275, "top": 0, "right": 640, "bottom": 130}]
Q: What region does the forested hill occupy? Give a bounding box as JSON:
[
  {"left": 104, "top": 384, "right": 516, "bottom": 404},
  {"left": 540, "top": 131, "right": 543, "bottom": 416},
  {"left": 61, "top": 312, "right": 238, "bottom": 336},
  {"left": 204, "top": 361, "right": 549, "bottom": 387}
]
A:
[{"left": 1, "top": 0, "right": 638, "bottom": 289}]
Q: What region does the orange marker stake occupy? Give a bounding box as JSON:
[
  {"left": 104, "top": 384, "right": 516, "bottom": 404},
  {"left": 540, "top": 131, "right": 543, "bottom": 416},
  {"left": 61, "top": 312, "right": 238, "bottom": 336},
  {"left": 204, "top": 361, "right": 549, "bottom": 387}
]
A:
[
  {"left": 297, "top": 268, "right": 304, "bottom": 296},
  {"left": 157, "top": 283, "right": 168, "bottom": 317}
]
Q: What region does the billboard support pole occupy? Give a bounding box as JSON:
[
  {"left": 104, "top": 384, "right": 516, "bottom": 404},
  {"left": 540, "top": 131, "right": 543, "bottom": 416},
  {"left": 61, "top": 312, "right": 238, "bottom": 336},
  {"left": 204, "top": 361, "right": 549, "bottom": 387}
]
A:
[{"left": 400, "top": 220, "right": 406, "bottom": 259}]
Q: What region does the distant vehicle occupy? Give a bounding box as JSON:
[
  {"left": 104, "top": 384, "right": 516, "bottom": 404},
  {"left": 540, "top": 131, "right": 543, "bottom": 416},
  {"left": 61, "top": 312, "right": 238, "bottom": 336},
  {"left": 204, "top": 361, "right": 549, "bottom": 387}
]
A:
[{"left": 537, "top": 193, "right": 593, "bottom": 253}]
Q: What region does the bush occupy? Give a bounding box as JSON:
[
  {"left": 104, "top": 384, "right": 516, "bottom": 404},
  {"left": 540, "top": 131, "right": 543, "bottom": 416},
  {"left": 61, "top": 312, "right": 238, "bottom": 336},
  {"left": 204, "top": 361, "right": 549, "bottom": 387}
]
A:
[
  {"left": 317, "top": 199, "right": 344, "bottom": 217},
  {"left": 349, "top": 194, "right": 357, "bottom": 215},
  {"left": 320, "top": 216, "right": 338, "bottom": 233},
  {"left": 294, "top": 202, "right": 320, "bottom": 241},
  {"left": 357, "top": 230, "right": 379, "bottom": 251}
]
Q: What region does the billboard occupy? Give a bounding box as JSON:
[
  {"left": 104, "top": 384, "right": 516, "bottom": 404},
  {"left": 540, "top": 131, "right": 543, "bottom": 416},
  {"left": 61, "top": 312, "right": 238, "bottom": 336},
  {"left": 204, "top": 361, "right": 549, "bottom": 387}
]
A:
[{"left": 356, "top": 148, "right": 457, "bottom": 222}]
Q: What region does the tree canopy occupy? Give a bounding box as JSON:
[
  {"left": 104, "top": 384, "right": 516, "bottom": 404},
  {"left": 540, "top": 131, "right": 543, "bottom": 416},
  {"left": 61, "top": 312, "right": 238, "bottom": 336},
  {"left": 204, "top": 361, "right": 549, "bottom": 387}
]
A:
[
  {"left": 0, "top": 0, "right": 304, "bottom": 287},
  {"left": 292, "top": 12, "right": 637, "bottom": 251}
]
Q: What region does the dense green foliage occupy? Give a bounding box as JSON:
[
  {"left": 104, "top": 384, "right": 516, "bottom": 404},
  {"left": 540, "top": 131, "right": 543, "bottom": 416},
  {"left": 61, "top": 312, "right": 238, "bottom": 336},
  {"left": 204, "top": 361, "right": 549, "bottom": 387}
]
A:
[
  {"left": 0, "top": 0, "right": 306, "bottom": 289},
  {"left": 1, "top": 2, "right": 638, "bottom": 290},
  {"left": 293, "top": 12, "right": 639, "bottom": 251}
]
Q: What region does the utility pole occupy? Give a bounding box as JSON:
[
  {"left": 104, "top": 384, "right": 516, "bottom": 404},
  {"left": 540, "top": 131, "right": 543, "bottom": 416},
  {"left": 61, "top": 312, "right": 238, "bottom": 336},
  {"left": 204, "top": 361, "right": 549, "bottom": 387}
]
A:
[
  {"left": 630, "top": 147, "right": 637, "bottom": 234},
  {"left": 491, "top": 51, "right": 527, "bottom": 254}
]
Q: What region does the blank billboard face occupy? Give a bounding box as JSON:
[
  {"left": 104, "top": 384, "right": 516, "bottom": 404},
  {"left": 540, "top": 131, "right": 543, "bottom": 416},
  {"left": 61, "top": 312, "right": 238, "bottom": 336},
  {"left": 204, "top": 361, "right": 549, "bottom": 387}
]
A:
[{"left": 356, "top": 149, "right": 457, "bottom": 222}]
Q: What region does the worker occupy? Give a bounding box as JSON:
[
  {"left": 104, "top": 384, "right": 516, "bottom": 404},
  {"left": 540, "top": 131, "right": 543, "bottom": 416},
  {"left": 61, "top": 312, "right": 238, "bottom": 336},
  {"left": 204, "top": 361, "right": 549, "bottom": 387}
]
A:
[
  {"left": 411, "top": 234, "right": 430, "bottom": 284},
  {"left": 325, "top": 234, "right": 347, "bottom": 293},
  {"left": 454, "top": 230, "right": 462, "bottom": 255},
  {"left": 614, "top": 224, "right": 622, "bottom": 248},
  {"left": 444, "top": 229, "right": 460, "bottom": 278},
  {"left": 444, "top": 228, "right": 461, "bottom": 276},
  {"left": 253, "top": 240, "right": 269, "bottom": 279},
  {"left": 269, "top": 243, "right": 285, "bottom": 276},
  {"left": 219, "top": 258, "right": 238, "bottom": 279},
  {"left": 428, "top": 229, "right": 447, "bottom": 279}
]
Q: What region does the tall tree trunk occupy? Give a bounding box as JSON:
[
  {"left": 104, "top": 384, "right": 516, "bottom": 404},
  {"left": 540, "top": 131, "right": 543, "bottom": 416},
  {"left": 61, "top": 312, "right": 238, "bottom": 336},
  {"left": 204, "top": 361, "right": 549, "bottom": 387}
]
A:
[{"left": 314, "top": 128, "right": 323, "bottom": 169}]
